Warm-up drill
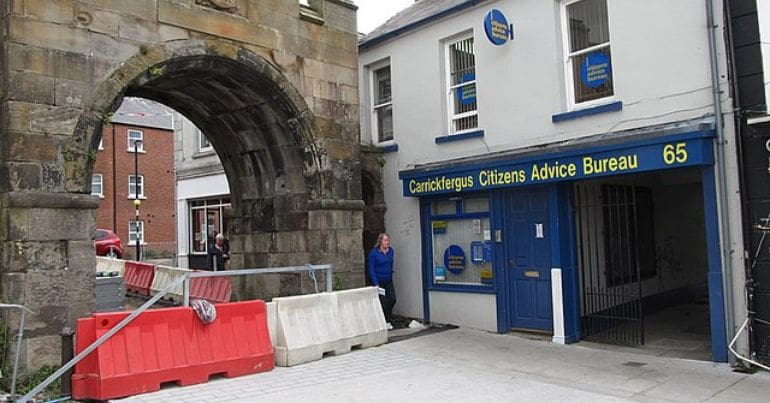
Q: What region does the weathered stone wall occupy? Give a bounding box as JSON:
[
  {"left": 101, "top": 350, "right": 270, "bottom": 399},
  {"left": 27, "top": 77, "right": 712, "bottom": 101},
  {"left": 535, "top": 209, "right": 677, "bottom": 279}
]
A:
[{"left": 0, "top": 0, "right": 361, "bottom": 375}]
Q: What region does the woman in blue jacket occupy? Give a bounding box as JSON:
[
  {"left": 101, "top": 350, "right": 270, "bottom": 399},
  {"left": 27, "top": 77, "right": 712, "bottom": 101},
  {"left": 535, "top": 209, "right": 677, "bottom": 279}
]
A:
[{"left": 368, "top": 233, "right": 395, "bottom": 329}]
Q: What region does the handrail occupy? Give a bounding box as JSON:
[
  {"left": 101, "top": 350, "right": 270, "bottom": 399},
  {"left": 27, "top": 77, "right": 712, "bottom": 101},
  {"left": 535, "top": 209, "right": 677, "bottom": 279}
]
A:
[
  {"left": 18, "top": 263, "right": 334, "bottom": 402},
  {"left": 181, "top": 264, "right": 334, "bottom": 306},
  {"left": 0, "top": 304, "right": 35, "bottom": 398}
]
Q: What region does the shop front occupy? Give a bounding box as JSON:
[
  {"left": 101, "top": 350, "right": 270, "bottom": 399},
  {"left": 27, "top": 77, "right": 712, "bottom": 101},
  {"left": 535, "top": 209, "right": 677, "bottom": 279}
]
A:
[{"left": 400, "top": 124, "right": 728, "bottom": 362}]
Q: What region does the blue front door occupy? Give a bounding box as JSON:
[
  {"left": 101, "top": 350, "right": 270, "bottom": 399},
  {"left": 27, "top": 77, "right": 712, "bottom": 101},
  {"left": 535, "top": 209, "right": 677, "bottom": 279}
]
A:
[{"left": 505, "top": 189, "right": 553, "bottom": 331}]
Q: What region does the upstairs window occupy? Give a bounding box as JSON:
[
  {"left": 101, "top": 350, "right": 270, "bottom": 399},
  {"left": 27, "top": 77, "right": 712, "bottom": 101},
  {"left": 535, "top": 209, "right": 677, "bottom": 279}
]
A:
[
  {"left": 127, "top": 129, "right": 144, "bottom": 152},
  {"left": 446, "top": 34, "right": 478, "bottom": 133},
  {"left": 91, "top": 174, "right": 103, "bottom": 197},
  {"left": 371, "top": 63, "right": 393, "bottom": 143},
  {"left": 129, "top": 175, "right": 144, "bottom": 199},
  {"left": 563, "top": 0, "right": 613, "bottom": 106},
  {"left": 129, "top": 220, "right": 144, "bottom": 245},
  {"left": 197, "top": 128, "right": 212, "bottom": 152}
]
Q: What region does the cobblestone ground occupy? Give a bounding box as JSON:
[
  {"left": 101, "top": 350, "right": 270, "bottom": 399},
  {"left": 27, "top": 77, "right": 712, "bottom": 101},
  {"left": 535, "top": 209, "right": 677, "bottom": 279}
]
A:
[{"left": 115, "top": 328, "right": 770, "bottom": 403}]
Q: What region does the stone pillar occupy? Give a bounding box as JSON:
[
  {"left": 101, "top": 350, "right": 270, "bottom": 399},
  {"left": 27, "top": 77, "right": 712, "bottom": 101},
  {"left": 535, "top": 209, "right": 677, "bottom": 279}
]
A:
[{"left": 0, "top": 192, "right": 97, "bottom": 374}]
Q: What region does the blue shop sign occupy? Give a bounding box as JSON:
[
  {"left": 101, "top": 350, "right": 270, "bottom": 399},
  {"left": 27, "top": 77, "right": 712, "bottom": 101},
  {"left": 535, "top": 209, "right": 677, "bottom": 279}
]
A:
[
  {"left": 400, "top": 130, "right": 714, "bottom": 197},
  {"left": 484, "top": 9, "right": 512, "bottom": 46},
  {"left": 580, "top": 51, "right": 611, "bottom": 88},
  {"left": 443, "top": 245, "right": 466, "bottom": 275}
]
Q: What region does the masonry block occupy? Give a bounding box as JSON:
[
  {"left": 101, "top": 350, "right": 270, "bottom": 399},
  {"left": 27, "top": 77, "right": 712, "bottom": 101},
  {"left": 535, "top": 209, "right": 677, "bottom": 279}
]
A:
[
  {"left": 23, "top": 0, "right": 75, "bottom": 24},
  {"left": 7, "top": 16, "right": 90, "bottom": 55},
  {"left": 8, "top": 71, "right": 55, "bottom": 104}
]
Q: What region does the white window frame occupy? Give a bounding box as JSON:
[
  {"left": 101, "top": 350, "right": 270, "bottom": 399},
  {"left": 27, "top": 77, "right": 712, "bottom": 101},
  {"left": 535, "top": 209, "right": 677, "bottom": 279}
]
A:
[
  {"left": 560, "top": 0, "right": 615, "bottom": 110},
  {"left": 127, "top": 129, "right": 144, "bottom": 152},
  {"left": 129, "top": 220, "right": 145, "bottom": 245},
  {"left": 91, "top": 174, "right": 104, "bottom": 198},
  {"left": 197, "top": 127, "right": 212, "bottom": 152},
  {"left": 369, "top": 60, "right": 394, "bottom": 145},
  {"left": 128, "top": 175, "right": 145, "bottom": 199},
  {"left": 444, "top": 32, "right": 478, "bottom": 135}
]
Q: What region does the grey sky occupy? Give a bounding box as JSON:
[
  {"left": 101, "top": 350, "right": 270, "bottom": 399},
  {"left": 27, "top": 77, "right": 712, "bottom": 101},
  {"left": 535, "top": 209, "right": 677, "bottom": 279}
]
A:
[{"left": 355, "top": 0, "right": 414, "bottom": 34}]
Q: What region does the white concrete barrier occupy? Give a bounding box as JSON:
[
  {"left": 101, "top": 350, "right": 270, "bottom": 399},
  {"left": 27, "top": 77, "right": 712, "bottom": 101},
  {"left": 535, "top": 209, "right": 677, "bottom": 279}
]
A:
[
  {"left": 95, "top": 256, "right": 126, "bottom": 276},
  {"left": 272, "top": 293, "right": 346, "bottom": 367},
  {"left": 266, "top": 301, "right": 277, "bottom": 348},
  {"left": 150, "top": 265, "right": 193, "bottom": 303},
  {"left": 333, "top": 287, "right": 387, "bottom": 350}
]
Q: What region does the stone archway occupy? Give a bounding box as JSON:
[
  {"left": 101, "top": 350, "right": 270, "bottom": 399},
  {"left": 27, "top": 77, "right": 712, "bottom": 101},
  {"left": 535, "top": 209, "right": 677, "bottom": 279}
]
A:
[{"left": 0, "top": 0, "right": 361, "bottom": 374}]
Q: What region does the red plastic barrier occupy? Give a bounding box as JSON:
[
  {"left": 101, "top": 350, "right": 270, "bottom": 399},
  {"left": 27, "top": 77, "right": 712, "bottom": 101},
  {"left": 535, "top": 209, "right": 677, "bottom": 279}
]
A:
[
  {"left": 124, "top": 261, "right": 155, "bottom": 296},
  {"left": 72, "top": 301, "right": 274, "bottom": 400},
  {"left": 190, "top": 272, "right": 232, "bottom": 303}
]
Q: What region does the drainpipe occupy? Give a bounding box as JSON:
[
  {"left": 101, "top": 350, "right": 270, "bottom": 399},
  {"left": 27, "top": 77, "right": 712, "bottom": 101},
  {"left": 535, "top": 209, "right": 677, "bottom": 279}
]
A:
[{"left": 705, "top": 0, "right": 736, "bottom": 362}]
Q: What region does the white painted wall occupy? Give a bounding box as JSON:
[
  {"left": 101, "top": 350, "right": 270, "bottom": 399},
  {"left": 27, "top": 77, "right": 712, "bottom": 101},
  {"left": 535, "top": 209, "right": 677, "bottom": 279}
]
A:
[
  {"left": 759, "top": 0, "right": 770, "bottom": 115},
  {"left": 359, "top": 0, "right": 746, "bottom": 341},
  {"left": 174, "top": 115, "right": 229, "bottom": 267},
  {"left": 429, "top": 292, "right": 497, "bottom": 332}
]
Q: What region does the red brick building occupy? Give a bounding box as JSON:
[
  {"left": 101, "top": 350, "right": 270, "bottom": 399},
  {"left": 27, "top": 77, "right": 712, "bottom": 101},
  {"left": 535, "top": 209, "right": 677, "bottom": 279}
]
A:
[{"left": 92, "top": 98, "right": 176, "bottom": 259}]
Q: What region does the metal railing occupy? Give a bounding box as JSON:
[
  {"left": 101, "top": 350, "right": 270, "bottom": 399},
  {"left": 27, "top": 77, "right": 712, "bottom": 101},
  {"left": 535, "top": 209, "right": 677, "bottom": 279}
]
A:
[
  {"left": 19, "top": 264, "right": 334, "bottom": 402},
  {"left": 0, "top": 304, "right": 35, "bottom": 399}
]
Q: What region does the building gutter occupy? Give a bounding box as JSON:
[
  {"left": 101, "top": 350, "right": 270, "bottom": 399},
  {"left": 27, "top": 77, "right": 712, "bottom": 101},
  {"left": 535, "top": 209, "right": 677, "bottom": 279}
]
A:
[{"left": 705, "top": 0, "right": 736, "bottom": 363}]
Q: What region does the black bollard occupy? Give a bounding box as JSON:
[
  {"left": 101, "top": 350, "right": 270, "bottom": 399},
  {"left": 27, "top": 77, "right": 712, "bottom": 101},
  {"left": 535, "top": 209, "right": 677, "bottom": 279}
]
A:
[{"left": 60, "top": 327, "right": 75, "bottom": 396}]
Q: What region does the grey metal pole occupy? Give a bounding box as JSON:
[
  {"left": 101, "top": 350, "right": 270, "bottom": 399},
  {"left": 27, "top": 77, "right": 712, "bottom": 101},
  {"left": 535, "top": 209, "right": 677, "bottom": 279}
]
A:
[
  {"left": 326, "top": 266, "right": 333, "bottom": 292},
  {"left": 10, "top": 309, "right": 26, "bottom": 398},
  {"left": 134, "top": 140, "right": 140, "bottom": 261}
]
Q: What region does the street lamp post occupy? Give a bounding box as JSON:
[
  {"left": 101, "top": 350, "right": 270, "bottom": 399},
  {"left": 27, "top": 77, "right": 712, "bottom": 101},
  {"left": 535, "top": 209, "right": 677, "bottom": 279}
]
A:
[{"left": 133, "top": 139, "right": 143, "bottom": 261}]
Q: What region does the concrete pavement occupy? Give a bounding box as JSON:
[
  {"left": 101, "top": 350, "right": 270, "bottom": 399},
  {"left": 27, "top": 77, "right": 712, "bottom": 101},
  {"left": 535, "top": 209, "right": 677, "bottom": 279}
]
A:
[{"left": 115, "top": 327, "right": 770, "bottom": 402}]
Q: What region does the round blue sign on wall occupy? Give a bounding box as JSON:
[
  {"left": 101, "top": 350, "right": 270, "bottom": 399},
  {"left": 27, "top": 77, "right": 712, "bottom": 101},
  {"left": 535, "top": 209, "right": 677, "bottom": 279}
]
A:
[
  {"left": 580, "top": 51, "right": 612, "bottom": 88},
  {"left": 484, "top": 9, "right": 509, "bottom": 46},
  {"left": 443, "top": 244, "right": 466, "bottom": 275}
]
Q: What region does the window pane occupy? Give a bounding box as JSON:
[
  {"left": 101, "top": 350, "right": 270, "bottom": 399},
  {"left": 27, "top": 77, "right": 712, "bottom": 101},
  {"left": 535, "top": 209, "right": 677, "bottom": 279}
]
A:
[
  {"left": 91, "top": 175, "right": 102, "bottom": 195},
  {"left": 448, "top": 37, "right": 478, "bottom": 132},
  {"left": 129, "top": 221, "right": 143, "bottom": 243},
  {"left": 376, "top": 104, "right": 393, "bottom": 142},
  {"left": 128, "top": 130, "right": 143, "bottom": 150},
  {"left": 432, "top": 200, "right": 457, "bottom": 216},
  {"left": 192, "top": 208, "right": 207, "bottom": 252},
  {"left": 567, "top": 0, "right": 609, "bottom": 53},
  {"left": 130, "top": 176, "right": 143, "bottom": 196},
  {"left": 571, "top": 47, "right": 613, "bottom": 103},
  {"left": 449, "top": 38, "right": 475, "bottom": 86},
  {"left": 452, "top": 114, "right": 479, "bottom": 133},
  {"left": 374, "top": 66, "right": 391, "bottom": 105},
  {"left": 431, "top": 217, "right": 492, "bottom": 285},
  {"left": 198, "top": 129, "right": 211, "bottom": 150},
  {"left": 463, "top": 198, "right": 489, "bottom": 213}
]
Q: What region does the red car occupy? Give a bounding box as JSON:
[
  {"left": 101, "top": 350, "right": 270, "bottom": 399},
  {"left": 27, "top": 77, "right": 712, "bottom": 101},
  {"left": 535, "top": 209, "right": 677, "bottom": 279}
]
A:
[{"left": 95, "top": 229, "right": 124, "bottom": 259}]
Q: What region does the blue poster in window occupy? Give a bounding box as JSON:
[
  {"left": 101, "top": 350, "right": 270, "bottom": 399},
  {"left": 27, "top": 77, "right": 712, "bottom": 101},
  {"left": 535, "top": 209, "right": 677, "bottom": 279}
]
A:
[
  {"left": 443, "top": 244, "right": 466, "bottom": 274},
  {"left": 580, "top": 51, "right": 611, "bottom": 88},
  {"left": 483, "top": 241, "right": 493, "bottom": 262},
  {"left": 434, "top": 265, "right": 446, "bottom": 281},
  {"left": 457, "top": 73, "right": 476, "bottom": 106},
  {"left": 470, "top": 241, "right": 484, "bottom": 264}
]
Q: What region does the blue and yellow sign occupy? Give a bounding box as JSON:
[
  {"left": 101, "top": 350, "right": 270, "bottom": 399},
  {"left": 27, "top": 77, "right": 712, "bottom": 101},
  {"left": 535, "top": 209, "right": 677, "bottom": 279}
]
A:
[
  {"left": 581, "top": 52, "right": 611, "bottom": 88},
  {"left": 443, "top": 245, "right": 466, "bottom": 275},
  {"left": 484, "top": 9, "right": 512, "bottom": 46},
  {"left": 400, "top": 131, "right": 714, "bottom": 197}
]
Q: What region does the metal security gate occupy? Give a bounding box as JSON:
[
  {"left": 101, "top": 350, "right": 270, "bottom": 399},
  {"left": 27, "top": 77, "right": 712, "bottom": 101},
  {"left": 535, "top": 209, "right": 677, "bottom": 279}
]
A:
[{"left": 575, "top": 183, "right": 644, "bottom": 346}]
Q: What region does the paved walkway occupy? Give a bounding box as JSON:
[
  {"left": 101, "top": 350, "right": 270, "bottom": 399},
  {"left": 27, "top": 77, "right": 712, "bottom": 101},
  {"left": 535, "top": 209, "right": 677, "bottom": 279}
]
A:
[{"left": 116, "top": 328, "right": 770, "bottom": 402}]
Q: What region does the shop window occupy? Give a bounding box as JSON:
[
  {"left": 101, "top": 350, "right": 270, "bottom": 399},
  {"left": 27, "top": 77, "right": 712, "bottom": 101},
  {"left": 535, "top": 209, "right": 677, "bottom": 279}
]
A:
[
  {"left": 562, "top": 0, "right": 614, "bottom": 107},
  {"left": 127, "top": 129, "right": 144, "bottom": 151},
  {"left": 190, "top": 198, "right": 232, "bottom": 254},
  {"left": 601, "top": 185, "right": 656, "bottom": 287},
  {"left": 445, "top": 34, "right": 478, "bottom": 133},
  {"left": 370, "top": 62, "right": 393, "bottom": 144},
  {"left": 428, "top": 197, "right": 493, "bottom": 287}
]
